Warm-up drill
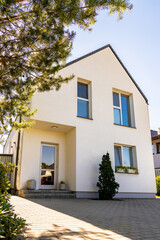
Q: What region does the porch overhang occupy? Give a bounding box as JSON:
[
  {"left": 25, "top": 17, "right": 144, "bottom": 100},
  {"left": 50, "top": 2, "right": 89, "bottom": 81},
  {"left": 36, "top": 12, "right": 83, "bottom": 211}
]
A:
[{"left": 31, "top": 119, "right": 75, "bottom": 133}]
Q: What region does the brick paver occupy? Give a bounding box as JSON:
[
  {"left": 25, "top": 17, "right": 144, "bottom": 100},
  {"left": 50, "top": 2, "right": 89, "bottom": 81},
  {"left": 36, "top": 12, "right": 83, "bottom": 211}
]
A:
[{"left": 10, "top": 196, "right": 160, "bottom": 239}]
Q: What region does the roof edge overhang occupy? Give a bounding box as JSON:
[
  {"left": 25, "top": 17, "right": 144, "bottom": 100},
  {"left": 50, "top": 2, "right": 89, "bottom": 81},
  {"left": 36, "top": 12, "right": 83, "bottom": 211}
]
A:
[{"left": 152, "top": 135, "right": 160, "bottom": 141}]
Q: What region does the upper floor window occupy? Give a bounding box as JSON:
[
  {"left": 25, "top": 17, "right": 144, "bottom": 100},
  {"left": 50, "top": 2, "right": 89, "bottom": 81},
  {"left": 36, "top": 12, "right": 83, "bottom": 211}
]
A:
[
  {"left": 77, "top": 82, "right": 91, "bottom": 119},
  {"left": 113, "top": 92, "right": 131, "bottom": 127},
  {"left": 157, "top": 143, "right": 160, "bottom": 154}
]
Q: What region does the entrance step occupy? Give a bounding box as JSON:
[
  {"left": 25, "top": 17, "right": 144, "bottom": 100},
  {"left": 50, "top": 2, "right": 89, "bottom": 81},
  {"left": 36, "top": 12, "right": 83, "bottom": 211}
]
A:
[{"left": 18, "top": 190, "right": 76, "bottom": 199}]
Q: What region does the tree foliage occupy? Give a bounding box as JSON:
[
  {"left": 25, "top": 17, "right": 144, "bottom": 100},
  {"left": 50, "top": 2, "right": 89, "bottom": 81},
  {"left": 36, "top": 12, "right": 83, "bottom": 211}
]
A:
[
  {"left": 156, "top": 176, "right": 160, "bottom": 196},
  {"left": 97, "top": 152, "right": 119, "bottom": 199},
  {"left": 0, "top": 0, "right": 132, "bottom": 142}
]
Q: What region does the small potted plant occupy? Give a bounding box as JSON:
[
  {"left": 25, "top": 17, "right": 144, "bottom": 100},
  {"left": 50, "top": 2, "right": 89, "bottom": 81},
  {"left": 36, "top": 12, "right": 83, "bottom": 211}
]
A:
[
  {"left": 60, "top": 181, "right": 66, "bottom": 190},
  {"left": 115, "top": 166, "right": 127, "bottom": 173},
  {"left": 27, "top": 179, "right": 36, "bottom": 190},
  {"left": 127, "top": 167, "right": 138, "bottom": 174}
]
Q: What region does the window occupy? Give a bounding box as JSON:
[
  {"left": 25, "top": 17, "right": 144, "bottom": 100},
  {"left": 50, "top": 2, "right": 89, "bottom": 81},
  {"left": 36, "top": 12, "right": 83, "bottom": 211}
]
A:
[
  {"left": 114, "top": 145, "right": 136, "bottom": 168},
  {"left": 77, "top": 82, "right": 91, "bottom": 118},
  {"left": 152, "top": 144, "right": 154, "bottom": 154},
  {"left": 157, "top": 143, "right": 160, "bottom": 154},
  {"left": 113, "top": 92, "right": 131, "bottom": 127}
]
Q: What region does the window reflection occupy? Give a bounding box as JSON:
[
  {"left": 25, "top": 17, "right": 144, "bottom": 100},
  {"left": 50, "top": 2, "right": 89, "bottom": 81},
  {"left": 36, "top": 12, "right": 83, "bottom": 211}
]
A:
[
  {"left": 123, "top": 147, "right": 132, "bottom": 167},
  {"left": 114, "top": 108, "right": 121, "bottom": 125},
  {"left": 41, "top": 146, "right": 55, "bottom": 169},
  {"left": 77, "top": 99, "right": 89, "bottom": 118},
  {"left": 41, "top": 170, "right": 54, "bottom": 185}
]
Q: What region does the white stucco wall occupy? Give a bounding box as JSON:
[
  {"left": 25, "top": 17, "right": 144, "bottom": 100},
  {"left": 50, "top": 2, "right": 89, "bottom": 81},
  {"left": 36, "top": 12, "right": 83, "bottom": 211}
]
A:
[
  {"left": 65, "top": 128, "right": 76, "bottom": 191},
  {"left": 8, "top": 46, "right": 156, "bottom": 196}
]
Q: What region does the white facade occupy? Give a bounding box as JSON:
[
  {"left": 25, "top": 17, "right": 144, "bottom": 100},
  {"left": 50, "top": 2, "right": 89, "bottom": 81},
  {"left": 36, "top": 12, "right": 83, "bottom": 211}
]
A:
[{"left": 5, "top": 45, "right": 156, "bottom": 198}]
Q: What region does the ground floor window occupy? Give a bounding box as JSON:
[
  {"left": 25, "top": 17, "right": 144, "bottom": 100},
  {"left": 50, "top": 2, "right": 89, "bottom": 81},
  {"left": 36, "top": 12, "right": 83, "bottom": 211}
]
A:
[{"left": 114, "top": 144, "right": 138, "bottom": 173}]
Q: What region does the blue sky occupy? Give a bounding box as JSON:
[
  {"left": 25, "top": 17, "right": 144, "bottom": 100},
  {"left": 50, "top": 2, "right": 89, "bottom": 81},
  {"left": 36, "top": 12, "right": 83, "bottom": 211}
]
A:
[
  {"left": 68, "top": 0, "right": 160, "bottom": 131},
  {"left": 1, "top": 0, "right": 159, "bottom": 153}
]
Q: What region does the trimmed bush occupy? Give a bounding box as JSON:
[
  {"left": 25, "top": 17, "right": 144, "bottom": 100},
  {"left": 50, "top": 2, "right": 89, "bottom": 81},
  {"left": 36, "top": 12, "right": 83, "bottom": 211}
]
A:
[
  {"left": 156, "top": 176, "right": 160, "bottom": 196},
  {"left": 97, "top": 152, "right": 119, "bottom": 200},
  {"left": 0, "top": 162, "right": 26, "bottom": 239}
]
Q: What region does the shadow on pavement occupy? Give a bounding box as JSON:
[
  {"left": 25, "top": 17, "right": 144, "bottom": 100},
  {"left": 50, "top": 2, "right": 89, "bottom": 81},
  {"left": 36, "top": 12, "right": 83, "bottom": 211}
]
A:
[{"left": 26, "top": 198, "right": 160, "bottom": 240}]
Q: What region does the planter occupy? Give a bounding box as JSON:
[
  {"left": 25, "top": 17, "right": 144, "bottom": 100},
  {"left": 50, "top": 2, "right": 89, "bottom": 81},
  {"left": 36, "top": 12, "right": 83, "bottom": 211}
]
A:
[
  {"left": 98, "top": 190, "right": 104, "bottom": 200},
  {"left": 60, "top": 183, "right": 66, "bottom": 190},
  {"left": 98, "top": 190, "right": 112, "bottom": 200},
  {"left": 116, "top": 168, "right": 126, "bottom": 173},
  {"left": 27, "top": 180, "right": 36, "bottom": 190},
  {"left": 127, "top": 169, "right": 137, "bottom": 174}
]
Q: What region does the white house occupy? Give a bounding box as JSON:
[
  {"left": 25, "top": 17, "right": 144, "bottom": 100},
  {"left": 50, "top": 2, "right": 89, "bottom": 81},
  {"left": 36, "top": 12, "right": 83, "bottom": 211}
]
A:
[{"left": 4, "top": 44, "right": 156, "bottom": 198}]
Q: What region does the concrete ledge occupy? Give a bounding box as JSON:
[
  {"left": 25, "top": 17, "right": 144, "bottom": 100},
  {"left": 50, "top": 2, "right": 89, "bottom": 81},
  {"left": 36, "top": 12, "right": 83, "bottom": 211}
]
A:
[
  {"left": 76, "top": 192, "right": 98, "bottom": 199},
  {"left": 76, "top": 191, "right": 156, "bottom": 199},
  {"left": 115, "top": 192, "right": 156, "bottom": 199}
]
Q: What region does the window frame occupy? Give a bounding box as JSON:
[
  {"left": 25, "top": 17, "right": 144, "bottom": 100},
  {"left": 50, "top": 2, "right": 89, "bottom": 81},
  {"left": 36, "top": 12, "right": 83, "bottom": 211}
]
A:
[
  {"left": 40, "top": 143, "right": 57, "bottom": 189},
  {"left": 152, "top": 144, "right": 154, "bottom": 155},
  {"left": 157, "top": 143, "right": 160, "bottom": 154},
  {"left": 114, "top": 144, "right": 137, "bottom": 171},
  {"left": 113, "top": 91, "right": 132, "bottom": 127},
  {"left": 77, "top": 80, "right": 92, "bottom": 119}
]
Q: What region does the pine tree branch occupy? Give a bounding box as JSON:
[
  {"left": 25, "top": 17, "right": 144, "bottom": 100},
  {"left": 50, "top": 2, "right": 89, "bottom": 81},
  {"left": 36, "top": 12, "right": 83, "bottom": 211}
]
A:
[{"left": 0, "top": 1, "right": 132, "bottom": 24}]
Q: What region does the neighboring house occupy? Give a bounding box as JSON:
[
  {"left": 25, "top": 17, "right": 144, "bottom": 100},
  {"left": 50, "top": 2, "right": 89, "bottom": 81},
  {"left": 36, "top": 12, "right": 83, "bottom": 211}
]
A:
[
  {"left": 4, "top": 44, "right": 156, "bottom": 198},
  {"left": 151, "top": 130, "right": 160, "bottom": 176}
]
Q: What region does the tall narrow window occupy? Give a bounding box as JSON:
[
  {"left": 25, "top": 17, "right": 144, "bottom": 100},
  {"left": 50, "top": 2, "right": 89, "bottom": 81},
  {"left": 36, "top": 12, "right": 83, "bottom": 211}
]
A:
[
  {"left": 114, "top": 146, "right": 122, "bottom": 166},
  {"left": 41, "top": 144, "right": 56, "bottom": 187},
  {"left": 123, "top": 147, "right": 133, "bottom": 167},
  {"left": 152, "top": 144, "right": 154, "bottom": 154},
  {"left": 113, "top": 92, "right": 131, "bottom": 127},
  {"left": 157, "top": 143, "right": 160, "bottom": 154},
  {"left": 77, "top": 82, "right": 90, "bottom": 118}
]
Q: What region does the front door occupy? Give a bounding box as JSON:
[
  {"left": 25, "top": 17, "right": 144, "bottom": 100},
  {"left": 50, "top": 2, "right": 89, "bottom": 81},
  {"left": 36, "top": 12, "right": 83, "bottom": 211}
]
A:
[{"left": 40, "top": 144, "right": 57, "bottom": 189}]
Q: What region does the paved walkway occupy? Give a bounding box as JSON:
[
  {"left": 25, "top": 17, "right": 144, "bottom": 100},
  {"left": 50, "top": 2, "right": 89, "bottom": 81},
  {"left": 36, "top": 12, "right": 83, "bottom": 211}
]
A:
[{"left": 11, "top": 196, "right": 160, "bottom": 240}]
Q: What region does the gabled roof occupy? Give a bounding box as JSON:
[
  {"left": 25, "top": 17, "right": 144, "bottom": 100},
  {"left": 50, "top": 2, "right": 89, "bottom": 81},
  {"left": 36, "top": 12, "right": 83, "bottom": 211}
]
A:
[{"left": 64, "top": 44, "right": 148, "bottom": 104}]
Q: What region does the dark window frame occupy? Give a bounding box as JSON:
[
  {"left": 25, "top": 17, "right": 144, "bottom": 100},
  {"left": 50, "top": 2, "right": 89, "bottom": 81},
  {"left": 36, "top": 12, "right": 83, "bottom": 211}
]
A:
[{"left": 157, "top": 143, "right": 160, "bottom": 154}]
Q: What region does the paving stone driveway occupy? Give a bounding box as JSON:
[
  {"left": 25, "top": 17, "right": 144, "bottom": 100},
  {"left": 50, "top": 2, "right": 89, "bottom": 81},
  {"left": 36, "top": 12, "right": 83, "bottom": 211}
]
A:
[{"left": 11, "top": 196, "right": 160, "bottom": 240}]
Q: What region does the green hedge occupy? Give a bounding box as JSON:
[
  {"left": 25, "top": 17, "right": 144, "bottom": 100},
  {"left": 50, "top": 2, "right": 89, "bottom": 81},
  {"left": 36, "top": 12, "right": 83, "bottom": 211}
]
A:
[
  {"left": 0, "top": 162, "right": 26, "bottom": 239},
  {"left": 156, "top": 176, "right": 160, "bottom": 196}
]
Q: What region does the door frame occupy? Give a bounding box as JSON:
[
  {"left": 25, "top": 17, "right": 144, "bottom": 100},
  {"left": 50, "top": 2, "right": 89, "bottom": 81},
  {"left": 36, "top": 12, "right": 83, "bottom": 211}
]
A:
[{"left": 39, "top": 143, "right": 57, "bottom": 189}]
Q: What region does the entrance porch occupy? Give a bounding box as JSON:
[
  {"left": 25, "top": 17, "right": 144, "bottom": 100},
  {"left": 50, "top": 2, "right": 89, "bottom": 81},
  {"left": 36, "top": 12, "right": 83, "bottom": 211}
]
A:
[{"left": 18, "top": 120, "right": 76, "bottom": 192}]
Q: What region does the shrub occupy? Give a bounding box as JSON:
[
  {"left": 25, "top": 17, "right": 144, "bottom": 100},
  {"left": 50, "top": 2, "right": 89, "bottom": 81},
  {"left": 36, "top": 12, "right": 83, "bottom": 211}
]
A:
[
  {"left": 97, "top": 152, "right": 119, "bottom": 200},
  {"left": 0, "top": 162, "right": 26, "bottom": 239},
  {"left": 156, "top": 176, "right": 160, "bottom": 196}
]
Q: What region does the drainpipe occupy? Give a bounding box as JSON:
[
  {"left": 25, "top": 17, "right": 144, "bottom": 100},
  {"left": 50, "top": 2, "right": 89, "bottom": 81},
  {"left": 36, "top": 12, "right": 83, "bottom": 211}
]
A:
[{"left": 14, "top": 116, "right": 21, "bottom": 193}]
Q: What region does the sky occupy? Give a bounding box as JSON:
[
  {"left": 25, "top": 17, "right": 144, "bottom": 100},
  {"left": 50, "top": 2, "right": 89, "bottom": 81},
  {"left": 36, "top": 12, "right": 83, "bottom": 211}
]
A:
[
  {"left": 0, "top": 0, "right": 159, "bottom": 153},
  {"left": 68, "top": 0, "right": 160, "bottom": 131}
]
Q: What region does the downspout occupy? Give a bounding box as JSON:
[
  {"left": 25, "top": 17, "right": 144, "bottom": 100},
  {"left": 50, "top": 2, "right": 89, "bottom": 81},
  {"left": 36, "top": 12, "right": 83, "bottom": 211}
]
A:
[{"left": 14, "top": 116, "right": 21, "bottom": 193}]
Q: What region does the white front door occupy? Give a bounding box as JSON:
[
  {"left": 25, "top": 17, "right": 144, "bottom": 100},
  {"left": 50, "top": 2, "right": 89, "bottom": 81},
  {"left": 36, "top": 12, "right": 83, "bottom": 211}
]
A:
[{"left": 40, "top": 144, "right": 57, "bottom": 189}]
